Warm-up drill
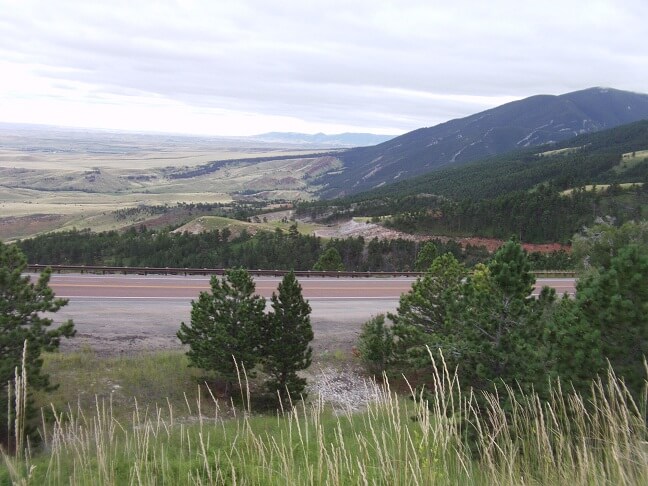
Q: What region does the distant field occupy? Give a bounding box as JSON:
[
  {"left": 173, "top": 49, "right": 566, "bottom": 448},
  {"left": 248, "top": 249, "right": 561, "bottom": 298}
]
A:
[
  {"left": 622, "top": 149, "right": 648, "bottom": 159},
  {"left": 614, "top": 149, "right": 648, "bottom": 173},
  {"left": 0, "top": 153, "right": 339, "bottom": 194},
  {"left": 561, "top": 182, "right": 644, "bottom": 195},
  {"left": 0, "top": 128, "right": 345, "bottom": 240},
  {"left": 0, "top": 190, "right": 234, "bottom": 240},
  {"left": 0, "top": 147, "right": 333, "bottom": 171},
  {"left": 0, "top": 148, "right": 339, "bottom": 202},
  {"left": 537, "top": 146, "right": 582, "bottom": 157},
  {"left": 172, "top": 215, "right": 318, "bottom": 236},
  {"left": 0, "top": 189, "right": 232, "bottom": 216},
  {"left": 0, "top": 126, "right": 334, "bottom": 171}
]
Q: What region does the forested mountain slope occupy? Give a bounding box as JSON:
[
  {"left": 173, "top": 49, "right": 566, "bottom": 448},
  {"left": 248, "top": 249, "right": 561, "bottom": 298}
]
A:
[
  {"left": 300, "top": 121, "right": 648, "bottom": 243},
  {"left": 318, "top": 88, "right": 648, "bottom": 197},
  {"left": 322, "top": 120, "right": 648, "bottom": 202}
]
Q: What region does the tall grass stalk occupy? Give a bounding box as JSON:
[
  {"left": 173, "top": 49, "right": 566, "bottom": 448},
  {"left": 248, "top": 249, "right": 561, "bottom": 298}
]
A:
[{"left": 2, "top": 354, "right": 647, "bottom": 485}]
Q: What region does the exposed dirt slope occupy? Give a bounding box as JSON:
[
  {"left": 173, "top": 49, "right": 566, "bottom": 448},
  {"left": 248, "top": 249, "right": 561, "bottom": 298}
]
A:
[{"left": 313, "top": 219, "right": 569, "bottom": 253}]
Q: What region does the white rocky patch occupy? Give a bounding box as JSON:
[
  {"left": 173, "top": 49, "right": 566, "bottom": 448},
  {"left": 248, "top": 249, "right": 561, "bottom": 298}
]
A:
[{"left": 309, "top": 368, "right": 382, "bottom": 414}]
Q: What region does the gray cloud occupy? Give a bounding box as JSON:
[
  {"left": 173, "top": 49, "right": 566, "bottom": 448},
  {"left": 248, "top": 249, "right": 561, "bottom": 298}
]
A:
[{"left": 1, "top": 0, "right": 647, "bottom": 134}]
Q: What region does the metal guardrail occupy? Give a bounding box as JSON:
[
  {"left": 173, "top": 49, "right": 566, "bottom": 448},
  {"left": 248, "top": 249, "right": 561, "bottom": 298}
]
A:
[
  {"left": 531, "top": 270, "right": 577, "bottom": 278},
  {"left": 26, "top": 264, "right": 577, "bottom": 279}
]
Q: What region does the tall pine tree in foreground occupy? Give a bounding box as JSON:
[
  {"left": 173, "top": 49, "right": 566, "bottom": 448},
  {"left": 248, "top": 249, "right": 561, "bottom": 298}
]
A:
[
  {"left": 390, "top": 253, "right": 466, "bottom": 370},
  {"left": 1, "top": 242, "right": 75, "bottom": 448},
  {"left": 261, "top": 271, "right": 313, "bottom": 403},
  {"left": 177, "top": 269, "right": 265, "bottom": 396},
  {"left": 453, "top": 240, "right": 542, "bottom": 393},
  {"left": 576, "top": 244, "right": 648, "bottom": 396}
]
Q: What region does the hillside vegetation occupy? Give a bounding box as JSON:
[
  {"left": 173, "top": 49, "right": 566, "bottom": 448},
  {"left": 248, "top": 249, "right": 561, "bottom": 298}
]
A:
[
  {"left": 4, "top": 358, "right": 646, "bottom": 485},
  {"left": 17, "top": 224, "right": 511, "bottom": 271},
  {"left": 300, "top": 121, "right": 648, "bottom": 243}
]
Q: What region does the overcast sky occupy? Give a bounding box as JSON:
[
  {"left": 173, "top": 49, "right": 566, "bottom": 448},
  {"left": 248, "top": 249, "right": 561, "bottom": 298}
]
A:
[{"left": 1, "top": 0, "right": 646, "bottom": 136}]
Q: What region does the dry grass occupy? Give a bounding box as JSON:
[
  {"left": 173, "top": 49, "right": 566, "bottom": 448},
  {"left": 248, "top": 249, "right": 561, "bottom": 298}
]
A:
[
  {"left": 561, "top": 183, "right": 644, "bottom": 195},
  {"left": 173, "top": 216, "right": 319, "bottom": 236},
  {"left": 0, "top": 147, "right": 331, "bottom": 171},
  {"left": 614, "top": 149, "right": 648, "bottom": 173},
  {"left": 536, "top": 146, "right": 583, "bottom": 157},
  {"left": 3, "top": 351, "right": 647, "bottom": 485}
]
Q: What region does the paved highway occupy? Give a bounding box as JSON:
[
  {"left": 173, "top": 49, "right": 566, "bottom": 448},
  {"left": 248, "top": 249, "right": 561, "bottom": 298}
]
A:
[
  {"left": 38, "top": 274, "right": 576, "bottom": 356},
  {"left": 45, "top": 274, "right": 576, "bottom": 299}
]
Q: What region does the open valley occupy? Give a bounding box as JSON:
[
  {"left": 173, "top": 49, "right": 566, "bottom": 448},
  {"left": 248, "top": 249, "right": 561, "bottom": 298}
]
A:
[{"left": 0, "top": 125, "right": 344, "bottom": 240}]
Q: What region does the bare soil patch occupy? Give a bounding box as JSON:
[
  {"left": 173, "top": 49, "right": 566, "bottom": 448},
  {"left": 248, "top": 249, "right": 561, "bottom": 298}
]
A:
[{"left": 312, "top": 220, "right": 570, "bottom": 253}]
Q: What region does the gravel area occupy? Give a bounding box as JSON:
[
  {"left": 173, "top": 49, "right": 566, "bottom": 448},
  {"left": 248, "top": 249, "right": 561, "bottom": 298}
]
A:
[{"left": 308, "top": 367, "right": 383, "bottom": 414}]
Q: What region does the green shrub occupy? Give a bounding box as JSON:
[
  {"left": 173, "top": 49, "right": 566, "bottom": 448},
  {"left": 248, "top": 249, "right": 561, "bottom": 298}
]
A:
[{"left": 357, "top": 314, "right": 393, "bottom": 375}]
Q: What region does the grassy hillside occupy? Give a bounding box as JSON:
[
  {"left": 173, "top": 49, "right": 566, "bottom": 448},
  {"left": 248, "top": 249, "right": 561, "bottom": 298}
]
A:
[
  {"left": 172, "top": 215, "right": 317, "bottom": 237},
  {"left": 3, "top": 351, "right": 646, "bottom": 484}
]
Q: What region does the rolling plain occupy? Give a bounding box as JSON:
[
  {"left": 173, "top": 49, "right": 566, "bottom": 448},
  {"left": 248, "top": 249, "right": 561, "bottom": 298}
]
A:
[{"left": 0, "top": 124, "right": 341, "bottom": 240}]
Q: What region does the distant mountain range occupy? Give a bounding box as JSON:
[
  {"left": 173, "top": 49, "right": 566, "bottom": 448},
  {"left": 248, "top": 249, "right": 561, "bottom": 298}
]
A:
[
  {"left": 248, "top": 132, "right": 396, "bottom": 147},
  {"left": 318, "top": 87, "right": 648, "bottom": 197}
]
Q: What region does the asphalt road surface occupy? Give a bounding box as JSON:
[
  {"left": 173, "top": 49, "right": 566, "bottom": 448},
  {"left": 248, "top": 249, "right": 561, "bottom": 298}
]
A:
[
  {"left": 39, "top": 274, "right": 576, "bottom": 356},
  {"left": 46, "top": 274, "right": 575, "bottom": 299}
]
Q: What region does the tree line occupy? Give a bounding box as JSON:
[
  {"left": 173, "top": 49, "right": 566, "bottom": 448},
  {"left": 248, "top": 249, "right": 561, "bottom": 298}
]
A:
[
  {"left": 385, "top": 183, "right": 648, "bottom": 243},
  {"left": 16, "top": 225, "right": 571, "bottom": 271}
]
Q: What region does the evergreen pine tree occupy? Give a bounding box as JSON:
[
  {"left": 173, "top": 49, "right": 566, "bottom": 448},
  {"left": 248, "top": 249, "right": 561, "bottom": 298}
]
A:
[
  {"left": 538, "top": 295, "right": 603, "bottom": 395},
  {"left": 488, "top": 239, "right": 536, "bottom": 304},
  {"left": 414, "top": 241, "right": 438, "bottom": 271},
  {"left": 261, "top": 271, "right": 313, "bottom": 403},
  {"left": 389, "top": 253, "right": 466, "bottom": 369},
  {"left": 452, "top": 240, "right": 541, "bottom": 393},
  {"left": 177, "top": 269, "right": 265, "bottom": 396},
  {"left": 357, "top": 314, "right": 393, "bottom": 376},
  {"left": 1, "top": 242, "right": 75, "bottom": 448},
  {"left": 576, "top": 244, "right": 648, "bottom": 396},
  {"left": 313, "top": 247, "right": 344, "bottom": 271}
]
